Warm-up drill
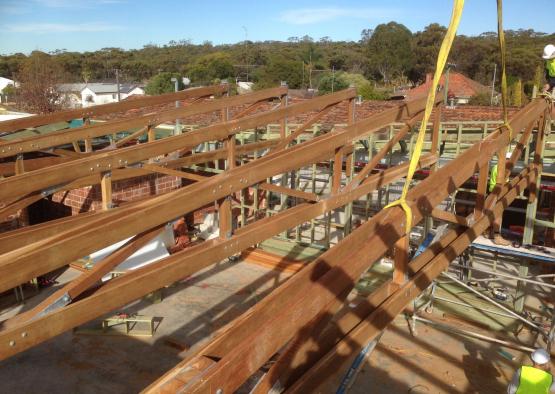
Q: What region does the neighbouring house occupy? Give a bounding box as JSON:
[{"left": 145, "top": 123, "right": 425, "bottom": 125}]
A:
[
  {"left": 57, "top": 83, "right": 87, "bottom": 108},
  {"left": 406, "top": 72, "right": 491, "bottom": 105},
  {"left": 81, "top": 83, "right": 145, "bottom": 107},
  {"left": 237, "top": 81, "right": 254, "bottom": 94},
  {"left": 0, "top": 77, "right": 16, "bottom": 103}
]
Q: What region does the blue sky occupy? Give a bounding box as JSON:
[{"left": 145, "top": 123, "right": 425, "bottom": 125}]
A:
[{"left": 0, "top": 0, "right": 552, "bottom": 55}]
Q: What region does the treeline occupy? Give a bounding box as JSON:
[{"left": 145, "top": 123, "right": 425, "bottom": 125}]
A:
[{"left": 1, "top": 23, "right": 554, "bottom": 95}]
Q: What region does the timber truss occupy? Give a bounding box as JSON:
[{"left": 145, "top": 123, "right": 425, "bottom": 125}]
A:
[{"left": 0, "top": 83, "right": 551, "bottom": 392}]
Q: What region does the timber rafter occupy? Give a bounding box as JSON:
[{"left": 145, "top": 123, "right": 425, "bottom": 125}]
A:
[{"left": 0, "top": 82, "right": 549, "bottom": 393}]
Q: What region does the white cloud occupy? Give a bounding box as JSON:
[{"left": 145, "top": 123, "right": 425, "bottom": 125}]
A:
[
  {"left": 278, "top": 7, "right": 398, "bottom": 25},
  {"left": 5, "top": 22, "right": 123, "bottom": 33},
  {"left": 0, "top": 0, "right": 123, "bottom": 14},
  {"left": 35, "top": 0, "right": 124, "bottom": 7},
  {"left": 0, "top": 1, "right": 32, "bottom": 14}
]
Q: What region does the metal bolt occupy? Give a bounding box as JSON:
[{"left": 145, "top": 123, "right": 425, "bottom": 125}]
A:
[
  {"left": 21, "top": 332, "right": 27, "bottom": 338},
  {"left": 9, "top": 340, "right": 15, "bottom": 347},
  {"left": 216, "top": 389, "right": 223, "bottom": 394}
]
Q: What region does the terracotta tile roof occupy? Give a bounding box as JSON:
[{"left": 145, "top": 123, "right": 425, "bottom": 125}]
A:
[
  {"left": 407, "top": 72, "right": 490, "bottom": 99},
  {"left": 97, "top": 91, "right": 519, "bottom": 128}
]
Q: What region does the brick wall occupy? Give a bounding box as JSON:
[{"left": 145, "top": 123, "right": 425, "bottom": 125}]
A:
[{"left": 50, "top": 173, "right": 181, "bottom": 215}]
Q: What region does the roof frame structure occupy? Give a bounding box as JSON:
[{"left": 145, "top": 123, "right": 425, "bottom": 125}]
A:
[{"left": 0, "top": 83, "right": 549, "bottom": 392}]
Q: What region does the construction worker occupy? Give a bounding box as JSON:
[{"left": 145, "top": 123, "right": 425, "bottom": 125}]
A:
[
  {"left": 542, "top": 44, "right": 555, "bottom": 93},
  {"left": 507, "top": 348, "right": 555, "bottom": 393}
]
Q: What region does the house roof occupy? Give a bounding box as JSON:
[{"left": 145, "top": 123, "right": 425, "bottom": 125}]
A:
[
  {"left": 57, "top": 83, "right": 87, "bottom": 93},
  {"left": 407, "top": 72, "right": 490, "bottom": 99},
  {"left": 84, "top": 83, "right": 143, "bottom": 95},
  {"left": 0, "top": 77, "right": 15, "bottom": 90}
]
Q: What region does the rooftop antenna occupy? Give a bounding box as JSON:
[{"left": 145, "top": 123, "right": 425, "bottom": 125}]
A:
[
  {"left": 114, "top": 68, "right": 121, "bottom": 102},
  {"left": 242, "top": 26, "right": 249, "bottom": 82}
]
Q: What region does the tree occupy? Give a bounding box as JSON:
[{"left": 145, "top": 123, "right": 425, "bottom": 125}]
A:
[
  {"left": 360, "top": 29, "right": 373, "bottom": 44},
  {"left": 121, "top": 60, "right": 152, "bottom": 81},
  {"left": 253, "top": 58, "right": 303, "bottom": 89},
  {"left": 511, "top": 79, "right": 522, "bottom": 106},
  {"left": 411, "top": 24, "right": 447, "bottom": 81},
  {"left": 15, "top": 51, "right": 66, "bottom": 114},
  {"left": 321, "top": 72, "right": 388, "bottom": 100},
  {"left": 81, "top": 69, "right": 92, "bottom": 83},
  {"left": 299, "top": 42, "right": 323, "bottom": 88},
  {"left": 340, "top": 72, "right": 386, "bottom": 99},
  {"left": 317, "top": 72, "right": 350, "bottom": 94},
  {"left": 145, "top": 72, "right": 184, "bottom": 95},
  {"left": 468, "top": 92, "right": 492, "bottom": 106},
  {"left": 358, "top": 82, "right": 389, "bottom": 100},
  {"left": 1, "top": 84, "right": 16, "bottom": 102},
  {"left": 365, "top": 22, "right": 414, "bottom": 83},
  {"left": 1, "top": 26, "right": 554, "bottom": 95},
  {"left": 451, "top": 35, "right": 497, "bottom": 84},
  {"left": 186, "top": 52, "right": 234, "bottom": 84}
]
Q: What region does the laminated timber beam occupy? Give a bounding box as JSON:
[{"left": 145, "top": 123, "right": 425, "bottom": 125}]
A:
[
  {"left": 0, "top": 92, "right": 424, "bottom": 294},
  {"left": 0, "top": 84, "right": 229, "bottom": 134},
  {"left": 257, "top": 127, "right": 542, "bottom": 392},
  {"left": 143, "top": 98, "right": 547, "bottom": 393},
  {"left": 4, "top": 224, "right": 166, "bottom": 328},
  {"left": 0, "top": 93, "right": 433, "bottom": 358},
  {"left": 0, "top": 86, "right": 287, "bottom": 159},
  {"left": 0, "top": 156, "right": 72, "bottom": 176},
  {"left": 0, "top": 138, "right": 278, "bottom": 221},
  {"left": 0, "top": 155, "right": 437, "bottom": 360},
  {"left": 343, "top": 109, "right": 425, "bottom": 192},
  {"left": 258, "top": 182, "right": 319, "bottom": 202},
  {"left": 0, "top": 195, "right": 150, "bottom": 254},
  {"left": 288, "top": 165, "right": 536, "bottom": 393},
  {"left": 270, "top": 103, "right": 335, "bottom": 152},
  {"left": 0, "top": 88, "right": 355, "bottom": 204}
]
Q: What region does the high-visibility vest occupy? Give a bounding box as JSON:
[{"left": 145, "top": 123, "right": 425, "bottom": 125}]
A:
[
  {"left": 516, "top": 366, "right": 553, "bottom": 394},
  {"left": 546, "top": 59, "right": 555, "bottom": 78},
  {"left": 488, "top": 164, "right": 498, "bottom": 193}
]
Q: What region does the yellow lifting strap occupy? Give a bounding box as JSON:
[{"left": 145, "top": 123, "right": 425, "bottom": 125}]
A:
[
  {"left": 384, "top": 0, "right": 464, "bottom": 233},
  {"left": 497, "top": 0, "right": 513, "bottom": 139}
]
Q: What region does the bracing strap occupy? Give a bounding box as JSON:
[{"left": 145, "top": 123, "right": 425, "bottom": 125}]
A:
[
  {"left": 497, "top": 0, "right": 513, "bottom": 139},
  {"left": 384, "top": 0, "right": 464, "bottom": 233}
]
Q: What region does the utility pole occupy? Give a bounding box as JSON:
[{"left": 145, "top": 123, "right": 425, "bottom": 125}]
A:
[
  {"left": 309, "top": 53, "right": 313, "bottom": 89},
  {"left": 115, "top": 69, "right": 121, "bottom": 102},
  {"left": 443, "top": 63, "right": 456, "bottom": 105},
  {"left": 490, "top": 63, "right": 497, "bottom": 105},
  {"left": 331, "top": 66, "right": 335, "bottom": 93},
  {"left": 242, "top": 26, "right": 249, "bottom": 82},
  {"left": 171, "top": 77, "right": 181, "bottom": 135},
  {"left": 302, "top": 62, "right": 305, "bottom": 89}
]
